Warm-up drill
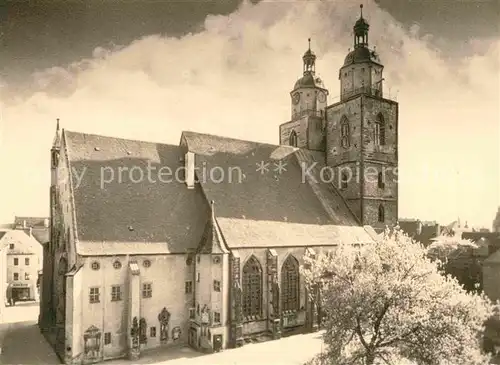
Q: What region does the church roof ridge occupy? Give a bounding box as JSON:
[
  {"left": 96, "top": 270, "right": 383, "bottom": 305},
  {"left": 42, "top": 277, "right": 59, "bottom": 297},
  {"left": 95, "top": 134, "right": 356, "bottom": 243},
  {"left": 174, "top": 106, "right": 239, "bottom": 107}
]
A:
[
  {"left": 63, "top": 129, "right": 178, "bottom": 148},
  {"left": 181, "top": 130, "right": 288, "bottom": 150}
]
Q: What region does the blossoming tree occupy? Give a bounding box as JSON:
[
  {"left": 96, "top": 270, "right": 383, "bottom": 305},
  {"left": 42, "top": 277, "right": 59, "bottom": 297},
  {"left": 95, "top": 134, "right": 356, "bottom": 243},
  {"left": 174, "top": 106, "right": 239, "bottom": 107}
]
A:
[{"left": 301, "top": 228, "right": 493, "bottom": 365}]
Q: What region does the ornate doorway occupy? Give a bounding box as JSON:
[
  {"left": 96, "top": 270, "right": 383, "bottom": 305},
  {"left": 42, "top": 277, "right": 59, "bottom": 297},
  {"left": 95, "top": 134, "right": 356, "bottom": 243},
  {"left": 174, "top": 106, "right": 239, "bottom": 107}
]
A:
[{"left": 84, "top": 325, "right": 102, "bottom": 361}]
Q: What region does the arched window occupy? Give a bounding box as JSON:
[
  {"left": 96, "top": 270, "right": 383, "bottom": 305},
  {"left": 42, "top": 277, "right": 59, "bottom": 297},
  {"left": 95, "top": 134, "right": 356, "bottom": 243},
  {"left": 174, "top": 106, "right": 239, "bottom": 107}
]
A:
[
  {"left": 375, "top": 113, "right": 386, "bottom": 146},
  {"left": 377, "top": 171, "right": 385, "bottom": 189},
  {"left": 242, "top": 256, "right": 262, "bottom": 318},
  {"left": 281, "top": 255, "right": 300, "bottom": 311},
  {"left": 378, "top": 204, "right": 385, "bottom": 223},
  {"left": 340, "top": 116, "right": 350, "bottom": 148},
  {"left": 289, "top": 130, "right": 298, "bottom": 147},
  {"left": 341, "top": 172, "right": 348, "bottom": 190}
]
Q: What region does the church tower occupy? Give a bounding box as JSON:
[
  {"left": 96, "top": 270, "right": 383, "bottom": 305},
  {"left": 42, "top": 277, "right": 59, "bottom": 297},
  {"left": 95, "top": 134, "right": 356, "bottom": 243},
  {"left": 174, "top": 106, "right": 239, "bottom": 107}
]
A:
[
  {"left": 279, "top": 39, "right": 329, "bottom": 151},
  {"left": 326, "top": 5, "right": 398, "bottom": 232}
]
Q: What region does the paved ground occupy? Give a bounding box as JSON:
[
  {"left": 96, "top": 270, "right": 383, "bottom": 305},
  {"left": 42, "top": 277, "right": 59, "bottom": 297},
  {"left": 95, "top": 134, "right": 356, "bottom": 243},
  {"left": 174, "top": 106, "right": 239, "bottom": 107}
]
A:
[
  {"left": 0, "top": 302, "right": 323, "bottom": 365},
  {"left": 0, "top": 301, "right": 60, "bottom": 365}
]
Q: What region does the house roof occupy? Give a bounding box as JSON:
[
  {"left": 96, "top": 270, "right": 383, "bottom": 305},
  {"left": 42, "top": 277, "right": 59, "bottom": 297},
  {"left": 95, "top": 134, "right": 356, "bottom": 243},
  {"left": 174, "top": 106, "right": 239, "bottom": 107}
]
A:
[
  {"left": 14, "top": 216, "right": 49, "bottom": 228},
  {"left": 181, "top": 131, "right": 359, "bottom": 226},
  {"left": 64, "top": 130, "right": 210, "bottom": 255},
  {"left": 0, "top": 229, "right": 42, "bottom": 254}
]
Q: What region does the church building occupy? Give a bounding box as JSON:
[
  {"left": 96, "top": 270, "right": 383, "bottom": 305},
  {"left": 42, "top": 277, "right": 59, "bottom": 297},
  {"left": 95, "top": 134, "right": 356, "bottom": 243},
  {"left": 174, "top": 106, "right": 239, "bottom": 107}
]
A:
[{"left": 39, "top": 6, "right": 398, "bottom": 364}]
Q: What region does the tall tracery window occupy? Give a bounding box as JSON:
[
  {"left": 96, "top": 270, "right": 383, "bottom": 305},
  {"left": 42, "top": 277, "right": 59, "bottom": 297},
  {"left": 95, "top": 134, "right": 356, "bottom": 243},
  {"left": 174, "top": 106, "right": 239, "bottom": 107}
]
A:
[
  {"left": 281, "top": 255, "right": 300, "bottom": 311},
  {"left": 340, "top": 117, "right": 350, "bottom": 148},
  {"left": 374, "top": 113, "right": 386, "bottom": 146},
  {"left": 242, "top": 256, "right": 262, "bottom": 318},
  {"left": 378, "top": 204, "right": 385, "bottom": 223},
  {"left": 289, "top": 130, "right": 298, "bottom": 147}
]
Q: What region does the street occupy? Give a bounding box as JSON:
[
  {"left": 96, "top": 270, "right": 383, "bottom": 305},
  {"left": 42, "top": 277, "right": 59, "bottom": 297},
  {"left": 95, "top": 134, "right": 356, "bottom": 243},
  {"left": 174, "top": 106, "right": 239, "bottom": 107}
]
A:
[
  {"left": 0, "top": 303, "right": 323, "bottom": 365},
  {"left": 0, "top": 301, "right": 60, "bottom": 364}
]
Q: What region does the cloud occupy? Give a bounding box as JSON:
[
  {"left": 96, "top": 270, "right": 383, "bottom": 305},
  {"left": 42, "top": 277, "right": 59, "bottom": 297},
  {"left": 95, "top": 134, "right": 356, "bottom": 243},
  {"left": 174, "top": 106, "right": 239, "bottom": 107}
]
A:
[{"left": 0, "top": 0, "right": 498, "bottom": 226}]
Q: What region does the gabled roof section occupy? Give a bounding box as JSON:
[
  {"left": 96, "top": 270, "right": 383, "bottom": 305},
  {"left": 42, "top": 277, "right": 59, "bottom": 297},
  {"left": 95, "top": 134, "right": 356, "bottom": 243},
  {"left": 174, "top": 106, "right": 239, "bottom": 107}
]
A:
[
  {"left": 197, "top": 200, "right": 229, "bottom": 254},
  {"left": 0, "top": 229, "right": 42, "bottom": 253},
  {"left": 63, "top": 130, "right": 209, "bottom": 255},
  {"left": 180, "top": 131, "right": 359, "bottom": 227}
]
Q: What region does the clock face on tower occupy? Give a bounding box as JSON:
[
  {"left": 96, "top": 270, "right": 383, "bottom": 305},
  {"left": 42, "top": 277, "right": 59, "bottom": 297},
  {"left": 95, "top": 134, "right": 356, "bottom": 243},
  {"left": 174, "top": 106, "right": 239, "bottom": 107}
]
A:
[
  {"left": 292, "top": 92, "right": 300, "bottom": 105},
  {"left": 318, "top": 91, "right": 326, "bottom": 103}
]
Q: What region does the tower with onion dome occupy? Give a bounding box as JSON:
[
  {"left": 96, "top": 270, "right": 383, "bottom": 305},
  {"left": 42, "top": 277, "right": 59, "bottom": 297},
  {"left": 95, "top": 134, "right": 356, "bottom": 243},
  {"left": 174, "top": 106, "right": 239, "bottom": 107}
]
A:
[{"left": 279, "top": 38, "right": 328, "bottom": 151}]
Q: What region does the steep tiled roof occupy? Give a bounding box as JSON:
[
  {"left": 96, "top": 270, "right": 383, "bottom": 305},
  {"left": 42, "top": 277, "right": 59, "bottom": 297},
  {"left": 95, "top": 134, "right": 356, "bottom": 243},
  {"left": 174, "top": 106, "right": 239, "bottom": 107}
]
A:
[
  {"left": 217, "top": 218, "right": 375, "bottom": 248},
  {"left": 64, "top": 129, "right": 365, "bottom": 255},
  {"left": 181, "top": 131, "right": 359, "bottom": 226},
  {"left": 63, "top": 130, "right": 210, "bottom": 254},
  {"left": 197, "top": 201, "right": 229, "bottom": 254}
]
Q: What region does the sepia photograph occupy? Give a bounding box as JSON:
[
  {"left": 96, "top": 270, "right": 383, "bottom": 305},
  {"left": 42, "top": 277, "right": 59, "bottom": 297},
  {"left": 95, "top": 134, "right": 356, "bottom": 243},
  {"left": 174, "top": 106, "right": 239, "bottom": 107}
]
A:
[{"left": 0, "top": 0, "right": 498, "bottom": 364}]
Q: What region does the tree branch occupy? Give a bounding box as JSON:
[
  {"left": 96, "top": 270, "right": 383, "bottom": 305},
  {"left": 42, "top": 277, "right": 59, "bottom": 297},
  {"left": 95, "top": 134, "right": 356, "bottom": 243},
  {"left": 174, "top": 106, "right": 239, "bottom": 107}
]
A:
[
  {"left": 377, "top": 324, "right": 421, "bottom": 348},
  {"left": 371, "top": 301, "right": 391, "bottom": 346},
  {"left": 355, "top": 317, "right": 370, "bottom": 350}
]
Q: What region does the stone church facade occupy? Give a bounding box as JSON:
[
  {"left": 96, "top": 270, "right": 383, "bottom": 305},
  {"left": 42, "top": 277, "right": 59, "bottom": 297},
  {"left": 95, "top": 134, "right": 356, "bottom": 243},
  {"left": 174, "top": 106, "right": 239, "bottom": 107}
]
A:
[{"left": 39, "top": 7, "right": 398, "bottom": 364}]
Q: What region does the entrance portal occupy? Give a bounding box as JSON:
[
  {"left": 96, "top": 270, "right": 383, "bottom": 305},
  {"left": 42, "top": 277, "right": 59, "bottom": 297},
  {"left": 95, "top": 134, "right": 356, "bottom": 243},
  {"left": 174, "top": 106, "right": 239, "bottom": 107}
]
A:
[{"left": 188, "top": 328, "right": 197, "bottom": 349}]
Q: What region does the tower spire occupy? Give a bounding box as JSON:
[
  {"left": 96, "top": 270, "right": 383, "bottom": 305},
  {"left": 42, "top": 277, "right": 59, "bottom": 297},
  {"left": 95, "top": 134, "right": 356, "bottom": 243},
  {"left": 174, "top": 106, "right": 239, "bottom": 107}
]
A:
[
  {"left": 353, "top": 4, "right": 369, "bottom": 48},
  {"left": 52, "top": 118, "right": 61, "bottom": 150},
  {"left": 302, "top": 38, "right": 316, "bottom": 75}
]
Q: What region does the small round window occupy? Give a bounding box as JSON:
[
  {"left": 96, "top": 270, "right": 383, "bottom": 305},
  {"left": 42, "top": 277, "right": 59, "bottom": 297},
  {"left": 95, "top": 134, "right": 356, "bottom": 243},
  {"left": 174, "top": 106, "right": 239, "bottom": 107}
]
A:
[
  {"left": 113, "top": 260, "right": 122, "bottom": 269},
  {"left": 91, "top": 261, "right": 100, "bottom": 270},
  {"left": 143, "top": 260, "right": 151, "bottom": 268}
]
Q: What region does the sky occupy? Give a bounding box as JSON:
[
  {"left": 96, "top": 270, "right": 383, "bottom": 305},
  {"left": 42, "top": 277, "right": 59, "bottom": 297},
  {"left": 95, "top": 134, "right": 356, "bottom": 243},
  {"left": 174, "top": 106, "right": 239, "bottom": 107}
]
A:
[{"left": 0, "top": 0, "right": 498, "bottom": 228}]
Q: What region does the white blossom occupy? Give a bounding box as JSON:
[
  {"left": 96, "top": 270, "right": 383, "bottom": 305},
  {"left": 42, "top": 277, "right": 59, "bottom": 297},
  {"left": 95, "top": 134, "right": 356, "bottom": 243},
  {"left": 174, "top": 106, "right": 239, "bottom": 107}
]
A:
[{"left": 301, "top": 228, "right": 493, "bottom": 365}]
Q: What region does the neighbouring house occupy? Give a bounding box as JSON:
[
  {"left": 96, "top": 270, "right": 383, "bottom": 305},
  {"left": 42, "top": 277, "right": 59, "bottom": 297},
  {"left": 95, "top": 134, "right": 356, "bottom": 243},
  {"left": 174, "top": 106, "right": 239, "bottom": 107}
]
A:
[
  {"left": 428, "top": 233, "right": 489, "bottom": 293},
  {"left": 12, "top": 216, "right": 50, "bottom": 246},
  {"left": 0, "top": 232, "right": 8, "bottom": 321},
  {"left": 439, "top": 219, "right": 476, "bottom": 237},
  {"left": 493, "top": 207, "right": 500, "bottom": 233},
  {"left": 398, "top": 218, "right": 440, "bottom": 247},
  {"left": 39, "top": 8, "right": 399, "bottom": 365},
  {"left": 0, "top": 229, "right": 42, "bottom": 303},
  {"left": 476, "top": 232, "right": 500, "bottom": 302}
]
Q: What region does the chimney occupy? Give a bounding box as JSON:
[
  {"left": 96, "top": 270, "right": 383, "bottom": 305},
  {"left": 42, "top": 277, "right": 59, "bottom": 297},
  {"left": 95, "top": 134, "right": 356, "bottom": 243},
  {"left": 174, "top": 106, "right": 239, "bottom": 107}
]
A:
[
  {"left": 23, "top": 220, "right": 27, "bottom": 229},
  {"left": 44, "top": 219, "right": 49, "bottom": 228},
  {"left": 185, "top": 151, "right": 195, "bottom": 189},
  {"left": 29, "top": 227, "right": 32, "bottom": 237}
]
